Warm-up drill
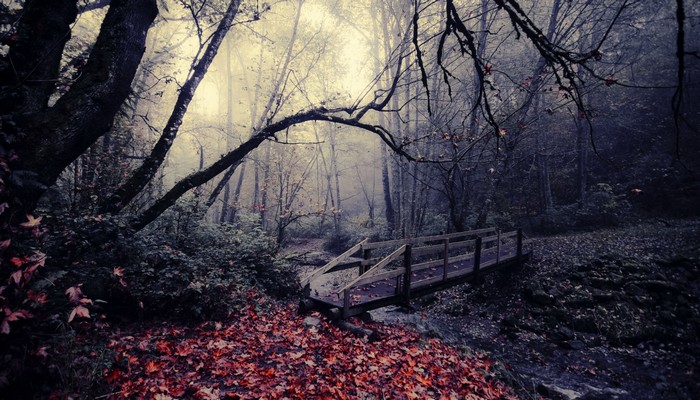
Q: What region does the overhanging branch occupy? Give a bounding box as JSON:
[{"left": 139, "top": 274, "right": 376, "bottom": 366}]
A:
[{"left": 131, "top": 106, "right": 413, "bottom": 231}]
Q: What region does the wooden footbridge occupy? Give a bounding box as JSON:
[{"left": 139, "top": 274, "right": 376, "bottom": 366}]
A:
[{"left": 300, "top": 228, "right": 531, "bottom": 319}]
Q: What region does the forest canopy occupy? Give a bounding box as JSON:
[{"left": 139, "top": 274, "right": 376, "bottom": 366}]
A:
[
  {"left": 0, "top": 0, "right": 698, "bottom": 396},
  {"left": 0, "top": 0, "right": 697, "bottom": 236}
]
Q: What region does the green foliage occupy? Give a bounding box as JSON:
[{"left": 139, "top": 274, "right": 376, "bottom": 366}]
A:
[
  {"left": 533, "top": 184, "right": 631, "bottom": 233},
  {"left": 577, "top": 183, "right": 630, "bottom": 226},
  {"left": 416, "top": 212, "right": 448, "bottom": 237},
  {"left": 128, "top": 213, "right": 299, "bottom": 320},
  {"left": 323, "top": 216, "right": 389, "bottom": 253}
]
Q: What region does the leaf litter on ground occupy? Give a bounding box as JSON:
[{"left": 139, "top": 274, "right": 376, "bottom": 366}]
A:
[{"left": 101, "top": 291, "right": 517, "bottom": 400}]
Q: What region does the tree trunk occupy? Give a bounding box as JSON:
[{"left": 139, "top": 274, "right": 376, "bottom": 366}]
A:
[
  {"left": 0, "top": 0, "right": 78, "bottom": 115},
  {"left": 373, "top": 0, "right": 395, "bottom": 234},
  {"left": 100, "top": 0, "right": 241, "bottom": 214},
  {"left": 10, "top": 0, "right": 158, "bottom": 208}
]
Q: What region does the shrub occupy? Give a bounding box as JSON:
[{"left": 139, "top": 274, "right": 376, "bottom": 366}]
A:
[
  {"left": 126, "top": 216, "right": 299, "bottom": 320},
  {"left": 323, "top": 216, "right": 389, "bottom": 253}
]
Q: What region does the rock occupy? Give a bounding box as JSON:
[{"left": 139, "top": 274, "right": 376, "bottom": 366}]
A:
[
  {"left": 580, "top": 385, "right": 629, "bottom": 400},
  {"left": 356, "top": 312, "right": 374, "bottom": 323},
  {"left": 589, "top": 277, "right": 613, "bottom": 289},
  {"left": 591, "top": 290, "right": 616, "bottom": 303},
  {"left": 537, "top": 383, "right": 582, "bottom": 400},
  {"left": 634, "top": 280, "right": 678, "bottom": 294},
  {"left": 623, "top": 283, "right": 645, "bottom": 296},
  {"left": 572, "top": 315, "right": 598, "bottom": 334},
  {"left": 566, "top": 293, "right": 595, "bottom": 308},
  {"left": 525, "top": 284, "right": 556, "bottom": 305},
  {"left": 303, "top": 316, "right": 322, "bottom": 328}
]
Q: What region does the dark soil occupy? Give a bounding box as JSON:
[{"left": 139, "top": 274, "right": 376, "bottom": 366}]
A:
[{"left": 368, "top": 219, "right": 700, "bottom": 399}]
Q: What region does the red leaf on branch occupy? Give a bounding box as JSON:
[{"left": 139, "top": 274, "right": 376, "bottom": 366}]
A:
[
  {"left": 66, "top": 285, "right": 83, "bottom": 303},
  {"left": 68, "top": 305, "right": 90, "bottom": 322},
  {"left": 9, "top": 270, "right": 22, "bottom": 285},
  {"left": 26, "top": 290, "right": 48, "bottom": 305},
  {"left": 9, "top": 257, "right": 24, "bottom": 267},
  {"left": 2, "top": 307, "right": 33, "bottom": 334}
]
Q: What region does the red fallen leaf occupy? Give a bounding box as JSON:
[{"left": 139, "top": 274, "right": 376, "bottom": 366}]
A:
[
  {"left": 105, "top": 369, "right": 122, "bottom": 383},
  {"left": 175, "top": 343, "right": 193, "bottom": 357},
  {"left": 0, "top": 239, "right": 10, "bottom": 251},
  {"left": 19, "top": 214, "right": 42, "bottom": 228},
  {"left": 145, "top": 360, "right": 161, "bottom": 374},
  {"left": 156, "top": 341, "right": 172, "bottom": 355},
  {"left": 68, "top": 305, "right": 90, "bottom": 322},
  {"left": 484, "top": 64, "right": 493, "bottom": 74},
  {"left": 605, "top": 76, "right": 616, "bottom": 87},
  {"left": 65, "top": 285, "right": 83, "bottom": 303},
  {"left": 113, "top": 266, "right": 124, "bottom": 277}
]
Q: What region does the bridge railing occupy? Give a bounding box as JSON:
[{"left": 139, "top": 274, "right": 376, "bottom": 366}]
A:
[
  {"left": 302, "top": 228, "right": 528, "bottom": 310},
  {"left": 337, "top": 229, "right": 524, "bottom": 316},
  {"left": 300, "top": 228, "right": 498, "bottom": 290}
]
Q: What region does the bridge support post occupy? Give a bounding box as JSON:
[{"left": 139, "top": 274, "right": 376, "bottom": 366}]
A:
[
  {"left": 343, "top": 288, "right": 350, "bottom": 319},
  {"left": 361, "top": 248, "right": 372, "bottom": 275},
  {"left": 496, "top": 230, "right": 501, "bottom": 264},
  {"left": 442, "top": 239, "right": 449, "bottom": 282},
  {"left": 403, "top": 244, "right": 413, "bottom": 307},
  {"left": 516, "top": 228, "right": 523, "bottom": 268},
  {"left": 473, "top": 237, "right": 482, "bottom": 284}
]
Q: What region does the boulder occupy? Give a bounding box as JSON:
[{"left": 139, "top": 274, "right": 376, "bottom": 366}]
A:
[
  {"left": 537, "top": 383, "right": 582, "bottom": 400},
  {"left": 525, "top": 284, "right": 556, "bottom": 305},
  {"left": 302, "top": 316, "right": 322, "bottom": 328}
]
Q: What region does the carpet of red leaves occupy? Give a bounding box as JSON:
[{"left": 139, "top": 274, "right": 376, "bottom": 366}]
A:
[{"left": 103, "top": 293, "right": 517, "bottom": 399}]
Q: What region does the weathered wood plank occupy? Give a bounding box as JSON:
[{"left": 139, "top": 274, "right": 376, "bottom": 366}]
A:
[
  {"left": 346, "top": 267, "right": 405, "bottom": 288},
  {"left": 360, "top": 227, "right": 496, "bottom": 250},
  {"left": 301, "top": 238, "right": 368, "bottom": 285},
  {"left": 337, "top": 244, "right": 407, "bottom": 292}
]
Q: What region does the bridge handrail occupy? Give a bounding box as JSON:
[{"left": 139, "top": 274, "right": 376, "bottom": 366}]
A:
[
  {"left": 360, "top": 227, "right": 497, "bottom": 250},
  {"left": 336, "top": 244, "right": 408, "bottom": 294},
  {"left": 300, "top": 238, "right": 368, "bottom": 286},
  {"left": 337, "top": 229, "right": 522, "bottom": 293}
]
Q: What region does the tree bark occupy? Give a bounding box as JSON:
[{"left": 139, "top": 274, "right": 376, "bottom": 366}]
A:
[
  {"left": 11, "top": 0, "right": 158, "bottom": 207},
  {"left": 0, "top": 0, "right": 78, "bottom": 115},
  {"left": 101, "top": 0, "right": 241, "bottom": 214}
]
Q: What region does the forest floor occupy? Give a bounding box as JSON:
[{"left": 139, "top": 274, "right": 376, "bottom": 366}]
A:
[
  {"left": 57, "top": 293, "right": 516, "bottom": 400},
  {"left": 23, "top": 219, "right": 698, "bottom": 399},
  {"left": 365, "top": 218, "right": 700, "bottom": 400}
]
